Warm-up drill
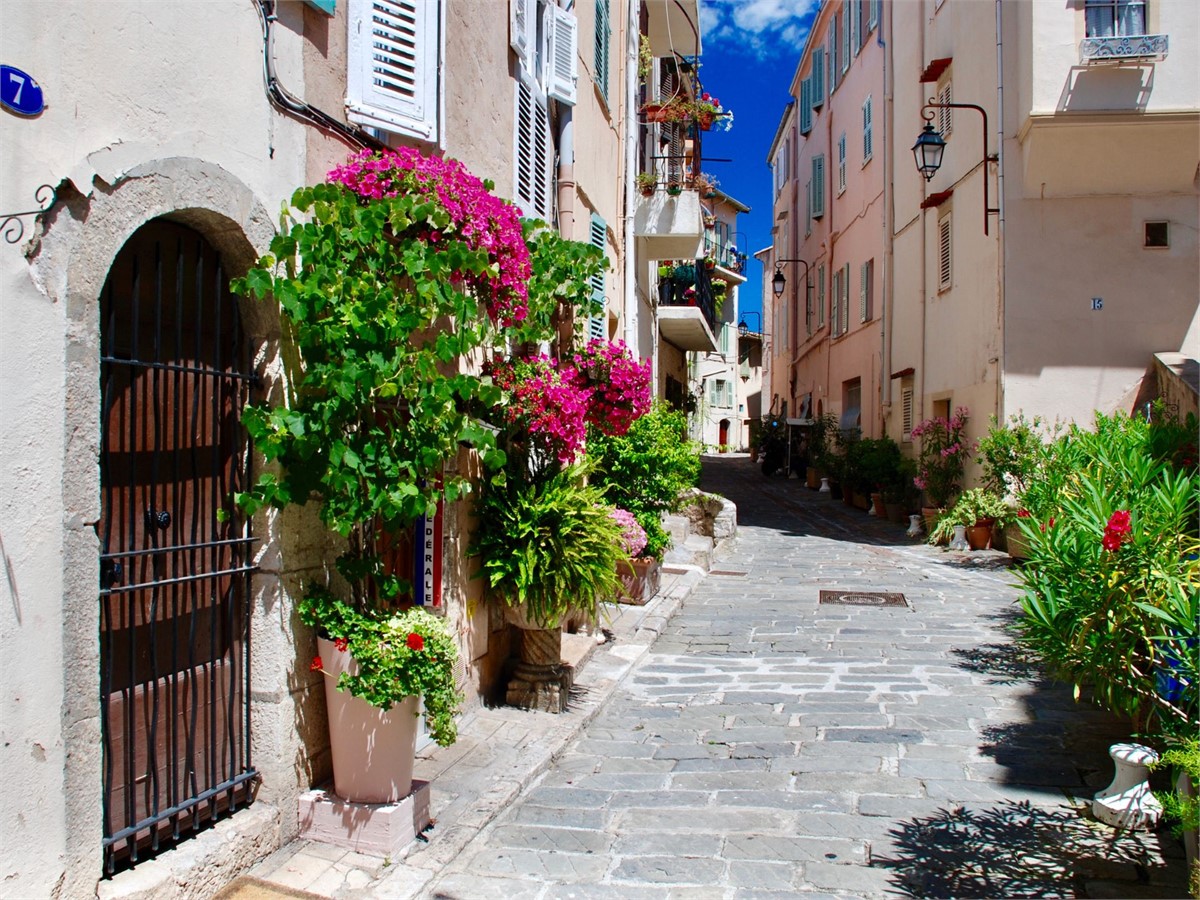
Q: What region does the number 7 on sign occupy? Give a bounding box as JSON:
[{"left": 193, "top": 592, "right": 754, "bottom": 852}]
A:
[{"left": 7, "top": 72, "right": 24, "bottom": 104}]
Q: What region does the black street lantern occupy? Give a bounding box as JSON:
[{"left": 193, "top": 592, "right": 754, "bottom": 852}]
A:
[
  {"left": 771, "top": 269, "right": 787, "bottom": 296},
  {"left": 911, "top": 122, "right": 946, "bottom": 182}
]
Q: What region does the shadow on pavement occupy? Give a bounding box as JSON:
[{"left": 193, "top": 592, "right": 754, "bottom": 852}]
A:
[{"left": 871, "top": 800, "right": 1178, "bottom": 898}]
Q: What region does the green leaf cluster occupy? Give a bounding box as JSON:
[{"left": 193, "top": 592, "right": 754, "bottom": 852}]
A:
[
  {"left": 587, "top": 402, "right": 701, "bottom": 559},
  {"left": 1015, "top": 410, "right": 1199, "bottom": 741},
  {"left": 300, "top": 597, "right": 463, "bottom": 746},
  {"left": 512, "top": 220, "right": 607, "bottom": 347},
  {"left": 471, "top": 462, "right": 625, "bottom": 628}
]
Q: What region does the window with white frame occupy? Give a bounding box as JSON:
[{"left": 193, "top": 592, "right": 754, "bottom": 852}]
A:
[
  {"left": 837, "top": 133, "right": 847, "bottom": 195},
  {"left": 1085, "top": 0, "right": 1147, "bottom": 37},
  {"left": 859, "top": 258, "right": 873, "bottom": 322},
  {"left": 712, "top": 378, "right": 732, "bottom": 408},
  {"left": 511, "top": 0, "right": 575, "bottom": 220},
  {"left": 817, "top": 263, "right": 826, "bottom": 328},
  {"left": 840, "top": 262, "right": 850, "bottom": 334},
  {"left": 938, "top": 214, "right": 952, "bottom": 291},
  {"left": 862, "top": 96, "right": 873, "bottom": 163},
  {"left": 347, "top": 0, "right": 442, "bottom": 142}
]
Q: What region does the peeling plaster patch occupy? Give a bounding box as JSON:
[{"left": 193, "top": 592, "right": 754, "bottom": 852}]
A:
[{"left": 31, "top": 742, "right": 46, "bottom": 762}]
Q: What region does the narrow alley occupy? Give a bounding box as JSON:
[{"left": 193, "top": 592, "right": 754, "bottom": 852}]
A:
[{"left": 413, "top": 455, "right": 1187, "bottom": 899}]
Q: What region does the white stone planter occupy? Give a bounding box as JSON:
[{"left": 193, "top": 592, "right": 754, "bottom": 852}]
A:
[{"left": 1092, "top": 742, "right": 1162, "bottom": 830}]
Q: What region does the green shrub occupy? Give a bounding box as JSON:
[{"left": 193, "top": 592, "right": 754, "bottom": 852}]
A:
[
  {"left": 1016, "top": 410, "right": 1199, "bottom": 740},
  {"left": 471, "top": 462, "right": 624, "bottom": 628},
  {"left": 588, "top": 402, "right": 701, "bottom": 559}
]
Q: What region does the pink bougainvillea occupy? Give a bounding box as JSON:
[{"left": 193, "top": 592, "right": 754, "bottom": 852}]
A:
[
  {"left": 327, "top": 147, "right": 531, "bottom": 325},
  {"left": 571, "top": 340, "right": 652, "bottom": 437}
]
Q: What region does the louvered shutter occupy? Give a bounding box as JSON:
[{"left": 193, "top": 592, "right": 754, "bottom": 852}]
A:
[
  {"left": 817, "top": 264, "right": 826, "bottom": 327},
  {"left": 805, "top": 179, "right": 812, "bottom": 235},
  {"left": 799, "top": 78, "right": 812, "bottom": 134},
  {"left": 510, "top": 0, "right": 536, "bottom": 74},
  {"left": 811, "top": 155, "right": 825, "bottom": 218},
  {"left": 841, "top": 7, "right": 850, "bottom": 72},
  {"left": 938, "top": 216, "right": 952, "bottom": 289},
  {"left": 837, "top": 133, "right": 846, "bottom": 194},
  {"left": 869, "top": 0, "right": 880, "bottom": 30},
  {"left": 849, "top": 0, "right": 859, "bottom": 57},
  {"left": 547, "top": 5, "right": 578, "bottom": 105},
  {"left": 347, "top": 0, "right": 440, "bottom": 140},
  {"left": 811, "top": 47, "right": 825, "bottom": 106},
  {"left": 515, "top": 77, "right": 552, "bottom": 220},
  {"left": 862, "top": 96, "right": 873, "bottom": 161},
  {"left": 939, "top": 82, "right": 953, "bottom": 136},
  {"left": 859, "top": 261, "right": 869, "bottom": 322},
  {"left": 594, "top": 0, "right": 610, "bottom": 105},
  {"left": 901, "top": 388, "right": 914, "bottom": 440},
  {"left": 841, "top": 263, "right": 850, "bottom": 334},
  {"left": 829, "top": 17, "right": 839, "bottom": 90},
  {"left": 588, "top": 212, "right": 607, "bottom": 341}
]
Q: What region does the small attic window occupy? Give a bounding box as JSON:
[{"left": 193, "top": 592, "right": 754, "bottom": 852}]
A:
[{"left": 1144, "top": 221, "right": 1169, "bottom": 248}]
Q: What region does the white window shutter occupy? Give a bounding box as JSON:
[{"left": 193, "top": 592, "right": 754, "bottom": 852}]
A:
[
  {"left": 939, "top": 82, "right": 953, "bottom": 136},
  {"left": 510, "top": 0, "right": 535, "bottom": 74},
  {"left": 938, "top": 216, "right": 952, "bottom": 289},
  {"left": 817, "top": 264, "right": 826, "bottom": 327},
  {"left": 514, "top": 77, "right": 552, "bottom": 220},
  {"left": 859, "top": 262, "right": 868, "bottom": 321},
  {"left": 588, "top": 212, "right": 607, "bottom": 341},
  {"left": 547, "top": 5, "right": 578, "bottom": 106},
  {"left": 841, "top": 263, "right": 850, "bottom": 334},
  {"left": 346, "top": 0, "right": 440, "bottom": 141},
  {"left": 863, "top": 96, "right": 873, "bottom": 161}
]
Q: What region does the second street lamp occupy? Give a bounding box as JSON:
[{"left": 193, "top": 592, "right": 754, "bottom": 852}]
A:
[{"left": 911, "top": 98, "right": 1000, "bottom": 235}]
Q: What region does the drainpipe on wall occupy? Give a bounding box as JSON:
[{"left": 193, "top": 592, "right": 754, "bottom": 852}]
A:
[
  {"left": 624, "top": 0, "right": 641, "bottom": 363},
  {"left": 917, "top": 0, "right": 927, "bottom": 426},
  {"left": 558, "top": 108, "right": 576, "bottom": 239},
  {"left": 994, "top": 0, "right": 1006, "bottom": 419},
  {"left": 879, "top": 2, "right": 892, "bottom": 436}
]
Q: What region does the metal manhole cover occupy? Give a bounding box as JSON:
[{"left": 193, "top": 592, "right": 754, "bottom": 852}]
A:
[{"left": 819, "top": 590, "right": 907, "bottom": 607}]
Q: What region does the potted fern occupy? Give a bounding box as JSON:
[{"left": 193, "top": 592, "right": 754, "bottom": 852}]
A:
[{"left": 928, "top": 487, "right": 1008, "bottom": 550}]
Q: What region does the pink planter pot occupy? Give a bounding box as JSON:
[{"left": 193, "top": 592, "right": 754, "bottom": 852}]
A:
[{"left": 317, "top": 637, "right": 418, "bottom": 804}]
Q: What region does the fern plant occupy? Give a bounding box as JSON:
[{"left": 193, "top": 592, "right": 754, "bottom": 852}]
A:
[{"left": 471, "top": 462, "right": 625, "bottom": 628}]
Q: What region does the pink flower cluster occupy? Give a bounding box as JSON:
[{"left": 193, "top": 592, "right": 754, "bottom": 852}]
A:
[
  {"left": 488, "top": 342, "right": 652, "bottom": 465},
  {"left": 1102, "top": 509, "right": 1132, "bottom": 552},
  {"left": 610, "top": 507, "right": 648, "bottom": 558},
  {"left": 911, "top": 406, "right": 974, "bottom": 508},
  {"left": 572, "top": 340, "right": 652, "bottom": 437},
  {"left": 327, "top": 148, "right": 531, "bottom": 325}
]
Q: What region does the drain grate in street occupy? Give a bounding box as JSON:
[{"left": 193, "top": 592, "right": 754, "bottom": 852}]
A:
[
  {"left": 819, "top": 590, "right": 908, "bottom": 607},
  {"left": 710, "top": 570, "right": 748, "bottom": 577}
]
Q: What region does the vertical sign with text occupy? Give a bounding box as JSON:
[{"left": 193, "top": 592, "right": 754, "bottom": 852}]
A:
[{"left": 414, "top": 501, "right": 443, "bottom": 607}]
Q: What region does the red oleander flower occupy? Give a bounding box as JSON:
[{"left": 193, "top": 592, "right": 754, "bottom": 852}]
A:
[
  {"left": 407, "top": 632, "right": 425, "bottom": 651},
  {"left": 310, "top": 656, "right": 323, "bottom": 671},
  {"left": 1017, "top": 509, "right": 1031, "bottom": 518},
  {"left": 1102, "top": 532, "right": 1123, "bottom": 552},
  {"left": 334, "top": 637, "right": 349, "bottom": 653},
  {"left": 1106, "top": 510, "right": 1131, "bottom": 534}
]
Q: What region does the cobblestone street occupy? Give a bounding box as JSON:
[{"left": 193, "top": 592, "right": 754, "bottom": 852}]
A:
[{"left": 422, "top": 455, "right": 1188, "bottom": 899}]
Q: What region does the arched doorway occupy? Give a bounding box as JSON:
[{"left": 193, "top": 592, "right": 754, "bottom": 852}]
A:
[
  {"left": 97, "top": 218, "right": 257, "bottom": 871},
  {"left": 718, "top": 418, "right": 730, "bottom": 447}
]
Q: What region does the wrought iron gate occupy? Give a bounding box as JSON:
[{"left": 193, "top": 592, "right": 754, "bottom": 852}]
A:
[{"left": 98, "top": 219, "right": 257, "bottom": 873}]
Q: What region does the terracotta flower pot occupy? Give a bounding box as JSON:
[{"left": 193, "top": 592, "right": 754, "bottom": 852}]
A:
[
  {"left": 317, "top": 637, "right": 418, "bottom": 804},
  {"left": 617, "top": 557, "right": 662, "bottom": 606},
  {"left": 965, "top": 520, "right": 994, "bottom": 551},
  {"left": 806, "top": 469, "right": 821, "bottom": 490}
]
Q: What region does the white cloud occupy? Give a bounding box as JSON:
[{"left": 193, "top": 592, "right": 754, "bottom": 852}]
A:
[{"left": 700, "top": 0, "right": 817, "bottom": 58}]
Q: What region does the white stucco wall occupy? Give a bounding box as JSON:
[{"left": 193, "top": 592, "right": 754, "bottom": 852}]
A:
[{"left": 0, "top": 3, "right": 331, "bottom": 895}]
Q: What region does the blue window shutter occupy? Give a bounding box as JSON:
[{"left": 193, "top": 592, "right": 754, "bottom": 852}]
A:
[
  {"left": 588, "top": 212, "right": 608, "bottom": 341},
  {"left": 304, "top": 0, "right": 335, "bottom": 13}
]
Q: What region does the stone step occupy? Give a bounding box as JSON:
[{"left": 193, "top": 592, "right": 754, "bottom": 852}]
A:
[
  {"left": 664, "top": 532, "right": 714, "bottom": 571},
  {"left": 663, "top": 513, "right": 691, "bottom": 546}
]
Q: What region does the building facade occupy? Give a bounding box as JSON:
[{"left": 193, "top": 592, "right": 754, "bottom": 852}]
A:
[
  {"left": 0, "top": 0, "right": 632, "bottom": 894},
  {"left": 769, "top": 0, "right": 1198, "bottom": 485}
]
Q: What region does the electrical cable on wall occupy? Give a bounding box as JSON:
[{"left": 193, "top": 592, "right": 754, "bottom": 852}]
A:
[{"left": 255, "top": 0, "right": 385, "bottom": 152}]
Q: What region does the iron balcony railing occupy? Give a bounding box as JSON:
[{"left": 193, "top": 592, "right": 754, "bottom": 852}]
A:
[
  {"left": 1080, "top": 33, "right": 1168, "bottom": 62},
  {"left": 657, "top": 258, "right": 718, "bottom": 335}
]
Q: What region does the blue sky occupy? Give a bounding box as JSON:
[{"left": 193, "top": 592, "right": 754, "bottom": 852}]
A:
[{"left": 693, "top": 0, "right": 818, "bottom": 324}]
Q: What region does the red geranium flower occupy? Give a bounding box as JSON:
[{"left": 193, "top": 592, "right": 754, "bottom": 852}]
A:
[
  {"left": 1017, "top": 509, "right": 1031, "bottom": 518},
  {"left": 407, "top": 632, "right": 425, "bottom": 651},
  {"left": 309, "top": 656, "right": 323, "bottom": 672},
  {"left": 334, "top": 637, "right": 349, "bottom": 653}
]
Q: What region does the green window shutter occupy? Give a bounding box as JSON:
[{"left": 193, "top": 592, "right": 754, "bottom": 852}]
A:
[
  {"left": 799, "top": 78, "right": 812, "bottom": 134},
  {"left": 859, "top": 261, "right": 868, "bottom": 322},
  {"left": 863, "top": 96, "right": 873, "bottom": 161},
  {"left": 594, "top": 0, "right": 610, "bottom": 105},
  {"left": 304, "top": 0, "right": 335, "bottom": 14},
  {"left": 841, "top": 263, "right": 851, "bottom": 334},
  {"left": 817, "top": 263, "right": 826, "bottom": 327},
  {"left": 811, "top": 47, "right": 825, "bottom": 106},
  {"left": 588, "top": 212, "right": 607, "bottom": 341},
  {"left": 837, "top": 133, "right": 846, "bottom": 194}
]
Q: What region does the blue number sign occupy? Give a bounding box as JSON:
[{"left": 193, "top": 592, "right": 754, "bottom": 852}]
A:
[{"left": 1, "top": 65, "right": 45, "bottom": 117}]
